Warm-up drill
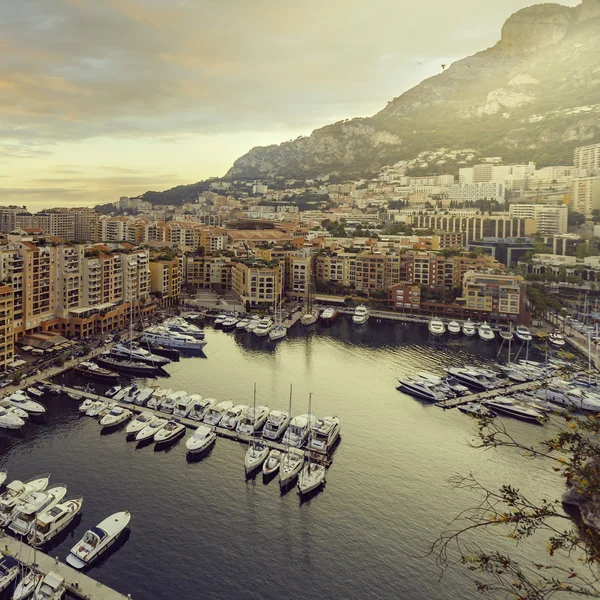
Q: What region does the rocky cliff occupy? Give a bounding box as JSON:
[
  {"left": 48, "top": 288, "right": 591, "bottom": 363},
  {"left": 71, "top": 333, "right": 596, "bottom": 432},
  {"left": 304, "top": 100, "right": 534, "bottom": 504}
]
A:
[{"left": 227, "top": 0, "right": 600, "bottom": 180}]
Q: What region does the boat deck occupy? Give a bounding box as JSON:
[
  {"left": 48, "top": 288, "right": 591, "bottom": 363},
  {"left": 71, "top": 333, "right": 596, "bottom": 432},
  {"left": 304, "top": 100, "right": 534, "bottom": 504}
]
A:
[
  {"left": 435, "top": 380, "right": 545, "bottom": 409},
  {"left": 1, "top": 534, "right": 130, "bottom": 600},
  {"left": 45, "top": 383, "right": 312, "bottom": 456}
]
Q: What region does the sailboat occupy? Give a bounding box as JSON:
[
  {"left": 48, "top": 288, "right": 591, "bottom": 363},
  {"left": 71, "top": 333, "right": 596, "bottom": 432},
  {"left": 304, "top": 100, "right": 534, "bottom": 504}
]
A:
[
  {"left": 279, "top": 385, "right": 305, "bottom": 488},
  {"left": 269, "top": 289, "right": 287, "bottom": 342},
  {"left": 297, "top": 393, "right": 326, "bottom": 496},
  {"left": 244, "top": 384, "right": 269, "bottom": 474},
  {"left": 301, "top": 259, "right": 320, "bottom": 326}
]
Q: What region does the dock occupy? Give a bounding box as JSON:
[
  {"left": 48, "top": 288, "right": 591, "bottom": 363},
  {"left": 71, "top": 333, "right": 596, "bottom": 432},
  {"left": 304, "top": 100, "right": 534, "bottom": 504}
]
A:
[
  {"left": 436, "top": 379, "right": 545, "bottom": 409},
  {"left": 0, "top": 534, "right": 130, "bottom": 599},
  {"left": 46, "top": 384, "right": 313, "bottom": 457}
]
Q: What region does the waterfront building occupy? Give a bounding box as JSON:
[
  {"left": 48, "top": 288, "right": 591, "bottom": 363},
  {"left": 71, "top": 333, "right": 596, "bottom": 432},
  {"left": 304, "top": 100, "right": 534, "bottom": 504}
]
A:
[
  {"left": 508, "top": 203, "right": 568, "bottom": 234},
  {"left": 150, "top": 257, "right": 181, "bottom": 306},
  {"left": 0, "top": 286, "right": 14, "bottom": 371},
  {"left": 232, "top": 259, "right": 282, "bottom": 307},
  {"left": 388, "top": 283, "right": 421, "bottom": 311},
  {"left": 183, "top": 253, "right": 233, "bottom": 290},
  {"left": 461, "top": 271, "right": 524, "bottom": 322}
]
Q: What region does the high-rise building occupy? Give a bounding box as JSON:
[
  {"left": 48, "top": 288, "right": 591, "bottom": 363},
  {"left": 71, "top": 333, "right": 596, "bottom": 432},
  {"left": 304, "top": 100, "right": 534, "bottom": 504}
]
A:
[
  {"left": 574, "top": 143, "right": 600, "bottom": 175},
  {"left": 508, "top": 204, "right": 569, "bottom": 234},
  {"left": 150, "top": 258, "right": 181, "bottom": 306},
  {"left": 232, "top": 260, "right": 282, "bottom": 306},
  {"left": 462, "top": 270, "right": 524, "bottom": 322},
  {"left": 571, "top": 177, "right": 600, "bottom": 215},
  {"left": 0, "top": 285, "right": 14, "bottom": 371}
]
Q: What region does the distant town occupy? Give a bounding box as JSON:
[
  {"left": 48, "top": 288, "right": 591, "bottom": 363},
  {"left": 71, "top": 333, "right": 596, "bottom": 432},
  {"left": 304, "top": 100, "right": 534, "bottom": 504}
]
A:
[{"left": 0, "top": 141, "right": 599, "bottom": 373}]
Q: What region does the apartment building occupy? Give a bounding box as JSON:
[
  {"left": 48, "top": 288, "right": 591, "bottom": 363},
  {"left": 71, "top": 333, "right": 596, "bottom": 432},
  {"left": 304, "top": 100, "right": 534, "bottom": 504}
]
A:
[
  {"left": 0, "top": 286, "right": 14, "bottom": 371},
  {"left": 574, "top": 143, "right": 600, "bottom": 175},
  {"left": 122, "top": 251, "right": 151, "bottom": 302},
  {"left": 82, "top": 249, "right": 123, "bottom": 307},
  {"left": 54, "top": 245, "right": 84, "bottom": 317},
  {"left": 184, "top": 254, "right": 233, "bottom": 290},
  {"left": 448, "top": 182, "right": 505, "bottom": 202},
  {"left": 315, "top": 253, "right": 356, "bottom": 288},
  {"left": 15, "top": 210, "right": 75, "bottom": 240},
  {"left": 150, "top": 258, "right": 181, "bottom": 306},
  {"left": 232, "top": 260, "right": 282, "bottom": 306},
  {"left": 0, "top": 207, "right": 24, "bottom": 233},
  {"left": 461, "top": 271, "right": 524, "bottom": 321},
  {"left": 95, "top": 217, "right": 129, "bottom": 242},
  {"left": 430, "top": 232, "right": 466, "bottom": 249},
  {"left": 388, "top": 283, "right": 421, "bottom": 311},
  {"left": 71, "top": 208, "right": 98, "bottom": 242},
  {"left": 571, "top": 177, "right": 600, "bottom": 215},
  {"left": 0, "top": 246, "right": 24, "bottom": 330},
  {"left": 508, "top": 204, "right": 568, "bottom": 234}
]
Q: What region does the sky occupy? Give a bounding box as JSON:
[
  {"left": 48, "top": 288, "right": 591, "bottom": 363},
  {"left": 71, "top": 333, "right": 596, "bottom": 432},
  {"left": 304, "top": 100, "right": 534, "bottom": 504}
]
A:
[{"left": 0, "top": 0, "right": 581, "bottom": 210}]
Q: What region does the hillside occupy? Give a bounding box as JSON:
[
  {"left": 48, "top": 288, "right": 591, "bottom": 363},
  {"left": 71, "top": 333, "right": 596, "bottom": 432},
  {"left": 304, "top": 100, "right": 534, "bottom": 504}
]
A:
[{"left": 226, "top": 0, "right": 600, "bottom": 180}]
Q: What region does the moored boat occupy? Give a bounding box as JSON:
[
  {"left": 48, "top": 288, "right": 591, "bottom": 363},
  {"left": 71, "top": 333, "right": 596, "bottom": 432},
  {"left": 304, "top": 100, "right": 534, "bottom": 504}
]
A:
[
  {"left": 28, "top": 496, "right": 84, "bottom": 547},
  {"left": 447, "top": 321, "right": 461, "bottom": 335},
  {"left": 320, "top": 307, "right": 339, "bottom": 324},
  {"left": 244, "top": 440, "right": 269, "bottom": 474},
  {"left": 154, "top": 420, "right": 186, "bottom": 445},
  {"left": 478, "top": 322, "right": 495, "bottom": 342},
  {"left": 185, "top": 425, "right": 216, "bottom": 454},
  {"left": 96, "top": 354, "right": 162, "bottom": 377},
  {"left": 515, "top": 325, "right": 533, "bottom": 342},
  {"left": 462, "top": 320, "right": 476, "bottom": 337},
  {"left": 32, "top": 572, "right": 65, "bottom": 599},
  {"left": 262, "top": 449, "right": 282, "bottom": 477},
  {"left": 136, "top": 418, "right": 167, "bottom": 442},
  {"left": 352, "top": 305, "right": 369, "bottom": 325},
  {"left": 99, "top": 406, "right": 132, "bottom": 428},
  {"left": 73, "top": 362, "right": 119, "bottom": 383}
]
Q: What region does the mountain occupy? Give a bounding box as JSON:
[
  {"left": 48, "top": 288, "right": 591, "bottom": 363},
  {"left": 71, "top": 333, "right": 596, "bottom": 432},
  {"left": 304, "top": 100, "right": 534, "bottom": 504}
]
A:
[{"left": 226, "top": 0, "right": 600, "bottom": 180}]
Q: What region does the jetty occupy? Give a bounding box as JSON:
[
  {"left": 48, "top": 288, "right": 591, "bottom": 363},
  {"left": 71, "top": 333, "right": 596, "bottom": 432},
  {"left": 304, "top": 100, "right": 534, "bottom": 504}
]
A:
[
  {"left": 1, "top": 534, "right": 130, "bottom": 599},
  {"left": 436, "top": 380, "right": 545, "bottom": 409},
  {"left": 46, "top": 383, "right": 315, "bottom": 458}
]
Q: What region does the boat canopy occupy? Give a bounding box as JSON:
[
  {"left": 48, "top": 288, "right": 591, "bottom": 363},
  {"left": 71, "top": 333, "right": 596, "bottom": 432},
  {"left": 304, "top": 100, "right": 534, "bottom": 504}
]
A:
[{"left": 90, "top": 526, "right": 107, "bottom": 541}]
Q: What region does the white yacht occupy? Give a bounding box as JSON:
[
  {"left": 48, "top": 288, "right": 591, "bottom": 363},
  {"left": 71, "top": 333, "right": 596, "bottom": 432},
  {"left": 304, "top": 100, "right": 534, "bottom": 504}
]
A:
[
  {"left": 447, "top": 321, "right": 461, "bottom": 335},
  {"left": 320, "top": 307, "right": 339, "bottom": 324},
  {"left": 221, "top": 315, "right": 239, "bottom": 329},
  {"left": 147, "top": 388, "right": 172, "bottom": 410},
  {"left": 112, "top": 386, "right": 130, "bottom": 402},
  {"left": 100, "top": 406, "right": 132, "bottom": 428},
  {"left": 282, "top": 413, "right": 315, "bottom": 448},
  {"left": 189, "top": 397, "right": 215, "bottom": 422},
  {"left": 9, "top": 485, "right": 67, "bottom": 535},
  {"left": 214, "top": 313, "right": 227, "bottom": 325},
  {"left": 12, "top": 569, "right": 40, "bottom": 599},
  {"left": 109, "top": 343, "right": 170, "bottom": 366},
  {"left": 173, "top": 396, "right": 194, "bottom": 418},
  {"left": 445, "top": 367, "right": 496, "bottom": 391},
  {"left": 141, "top": 326, "right": 207, "bottom": 350},
  {"left": 262, "top": 410, "right": 291, "bottom": 440},
  {"left": 78, "top": 399, "right": 94, "bottom": 414},
  {"left": 308, "top": 416, "right": 340, "bottom": 453},
  {"left": 120, "top": 386, "right": 137, "bottom": 404},
  {"left": 462, "top": 320, "right": 476, "bottom": 337},
  {"left": 515, "top": 325, "right": 533, "bottom": 342},
  {"left": 483, "top": 396, "right": 544, "bottom": 423},
  {"left": 548, "top": 331, "right": 566, "bottom": 348},
  {"left": 352, "top": 305, "right": 369, "bottom": 325},
  {"left": 298, "top": 462, "right": 326, "bottom": 496},
  {"left": 164, "top": 317, "right": 205, "bottom": 339},
  {"left": 262, "top": 449, "right": 282, "bottom": 477},
  {"left": 244, "top": 440, "right": 269, "bottom": 474},
  {"left": 185, "top": 425, "right": 216, "bottom": 454},
  {"left": 478, "top": 322, "right": 495, "bottom": 342},
  {"left": 254, "top": 318, "right": 274, "bottom": 337},
  {"left": 6, "top": 392, "right": 46, "bottom": 416},
  {"left": 105, "top": 385, "right": 121, "bottom": 398},
  {"left": 0, "top": 555, "right": 19, "bottom": 592},
  {"left": 457, "top": 402, "right": 496, "bottom": 418},
  {"left": 204, "top": 400, "right": 233, "bottom": 426},
  {"left": 236, "top": 318, "right": 252, "bottom": 330},
  {"left": 0, "top": 475, "right": 50, "bottom": 527},
  {"left": 86, "top": 401, "right": 108, "bottom": 418},
  {"left": 136, "top": 418, "right": 168, "bottom": 442},
  {"left": 160, "top": 390, "right": 187, "bottom": 414},
  {"left": 219, "top": 404, "right": 248, "bottom": 430},
  {"left": 279, "top": 448, "right": 305, "bottom": 487},
  {"left": 33, "top": 572, "right": 65, "bottom": 599},
  {"left": 26, "top": 387, "right": 44, "bottom": 399},
  {"left": 397, "top": 376, "right": 447, "bottom": 402},
  {"left": 154, "top": 420, "right": 186, "bottom": 444},
  {"left": 133, "top": 387, "right": 154, "bottom": 406},
  {"left": 236, "top": 405, "right": 270, "bottom": 435},
  {"left": 126, "top": 412, "right": 157, "bottom": 436},
  {"left": 428, "top": 319, "right": 446, "bottom": 336},
  {"left": 66, "top": 511, "right": 131, "bottom": 569},
  {"left": 536, "top": 384, "right": 600, "bottom": 412},
  {"left": 0, "top": 407, "right": 25, "bottom": 430},
  {"left": 0, "top": 470, "right": 6, "bottom": 487},
  {"left": 245, "top": 317, "right": 262, "bottom": 332},
  {"left": 0, "top": 400, "right": 28, "bottom": 421},
  {"left": 268, "top": 324, "right": 287, "bottom": 342}
]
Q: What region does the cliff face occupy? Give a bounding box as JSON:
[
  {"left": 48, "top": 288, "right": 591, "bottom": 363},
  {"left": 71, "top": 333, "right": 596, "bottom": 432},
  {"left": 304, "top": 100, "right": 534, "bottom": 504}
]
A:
[{"left": 227, "top": 1, "right": 600, "bottom": 180}]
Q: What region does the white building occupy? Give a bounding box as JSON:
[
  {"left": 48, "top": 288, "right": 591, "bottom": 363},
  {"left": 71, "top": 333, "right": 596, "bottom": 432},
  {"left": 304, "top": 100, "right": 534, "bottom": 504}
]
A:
[
  {"left": 448, "top": 182, "right": 505, "bottom": 202},
  {"left": 574, "top": 143, "right": 600, "bottom": 175},
  {"left": 252, "top": 184, "right": 268, "bottom": 195},
  {"left": 508, "top": 203, "right": 568, "bottom": 234},
  {"left": 572, "top": 177, "right": 600, "bottom": 215}
]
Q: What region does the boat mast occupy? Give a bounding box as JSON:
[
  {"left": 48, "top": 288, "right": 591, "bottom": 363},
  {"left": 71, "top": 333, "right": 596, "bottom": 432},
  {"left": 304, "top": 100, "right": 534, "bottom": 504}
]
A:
[
  {"left": 507, "top": 322, "right": 512, "bottom": 365},
  {"left": 286, "top": 384, "right": 292, "bottom": 454},
  {"left": 307, "top": 392, "right": 313, "bottom": 473},
  {"left": 252, "top": 382, "right": 257, "bottom": 447}
]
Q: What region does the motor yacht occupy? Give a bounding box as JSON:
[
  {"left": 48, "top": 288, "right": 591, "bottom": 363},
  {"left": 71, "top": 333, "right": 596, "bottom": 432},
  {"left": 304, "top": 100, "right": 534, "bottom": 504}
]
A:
[
  {"left": 204, "top": 400, "right": 233, "bottom": 426},
  {"left": 0, "top": 400, "right": 28, "bottom": 421},
  {"left": 163, "top": 317, "right": 206, "bottom": 340},
  {"left": 126, "top": 412, "right": 157, "bottom": 436},
  {"left": 352, "top": 305, "right": 369, "bottom": 325},
  {"left": 6, "top": 392, "right": 46, "bottom": 416},
  {"left": 536, "top": 383, "right": 600, "bottom": 412},
  {"left": 268, "top": 324, "right": 287, "bottom": 342},
  {"left": 105, "top": 385, "right": 122, "bottom": 398},
  {"left": 189, "top": 397, "right": 215, "bottom": 421},
  {"left": 0, "top": 475, "right": 50, "bottom": 527},
  {"left": 462, "top": 320, "right": 476, "bottom": 337},
  {"left": 548, "top": 331, "right": 566, "bottom": 348},
  {"left": 66, "top": 511, "right": 131, "bottom": 569},
  {"left": 428, "top": 319, "right": 445, "bottom": 336},
  {"left": 9, "top": 485, "right": 67, "bottom": 536},
  {"left": 457, "top": 402, "right": 496, "bottom": 418},
  {"left": 282, "top": 414, "right": 315, "bottom": 448},
  {"left": 147, "top": 388, "right": 172, "bottom": 410},
  {"left": 219, "top": 404, "right": 248, "bottom": 430},
  {"left": 320, "top": 307, "right": 339, "bottom": 324},
  {"left": 78, "top": 399, "right": 94, "bottom": 414},
  {"left": 0, "top": 555, "right": 19, "bottom": 591},
  {"left": 445, "top": 367, "right": 496, "bottom": 391},
  {"left": 185, "top": 425, "right": 216, "bottom": 454},
  {"left": 478, "top": 322, "right": 495, "bottom": 342},
  {"left": 254, "top": 318, "right": 274, "bottom": 337},
  {"left": 136, "top": 418, "right": 168, "bottom": 442},
  {"left": 245, "top": 317, "right": 262, "bottom": 332},
  {"left": 483, "top": 396, "right": 545, "bottom": 422},
  {"left": 112, "top": 386, "right": 130, "bottom": 402},
  {"left": 0, "top": 407, "right": 25, "bottom": 430},
  {"left": 499, "top": 329, "right": 514, "bottom": 342},
  {"left": 120, "top": 385, "right": 138, "bottom": 403},
  {"left": 236, "top": 318, "right": 252, "bottom": 330},
  {"left": 397, "top": 376, "right": 448, "bottom": 402},
  {"left": 160, "top": 390, "right": 187, "bottom": 414},
  {"left": 444, "top": 377, "right": 471, "bottom": 396},
  {"left": 262, "top": 449, "right": 282, "bottom": 476},
  {"left": 236, "top": 405, "right": 270, "bottom": 435},
  {"left": 221, "top": 315, "right": 240, "bottom": 329},
  {"left": 32, "top": 572, "right": 65, "bottom": 599},
  {"left": 297, "top": 462, "right": 326, "bottom": 496},
  {"left": 26, "top": 387, "right": 44, "bottom": 399},
  {"left": 447, "top": 321, "right": 461, "bottom": 335},
  {"left": 154, "top": 420, "right": 186, "bottom": 444},
  {"left": 100, "top": 406, "right": 132, "bottom": 429},
  {"left": 262, "top": 410, "right": 291, "bottom": 440},
  {"left": 173, "top": 395, "right": 194, "bottom": 418},
  {"left": 86, "top": 401, "right": 108, "bottom": 418},
  {"left": 73, "top": 362, "right": 119, "bottom": 383},
  {"left": 214, "top": 313, "right": 227, "bottom": 325},
  {"left": 66, "top": 390, "right": 82, "bottom": 401},
  {"left": 308, "top": 416, "right": 340, "bottom": 453},
  {"left": 133, "top": 387, "right": 154, "bottom": 406},
  {"left": 244, "top": 440, "right": 269, "bottom": 474},
  {"left": 12, "top": 569, "right": 41, "bottom": 599},
  {"left": 515, "top": 325, "right": 533, "bottom": 342},
  {"left": 141, "top": 326, "right": 207, "bottom": 350},
  {"left": 279, "top": 448, "right": 305, "bottom": 487}
]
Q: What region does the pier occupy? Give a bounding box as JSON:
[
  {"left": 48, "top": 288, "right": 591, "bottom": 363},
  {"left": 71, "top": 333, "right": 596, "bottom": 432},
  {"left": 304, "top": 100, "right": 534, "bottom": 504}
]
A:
[
  {"left": 436, "top": 380, "right": 545, "bottom": 409},
  {"left": 1, "top": 534, "right": 130, "bottom": 600},
  {"left": 46, "top": 384, "right": 314, "bottom": 457}
]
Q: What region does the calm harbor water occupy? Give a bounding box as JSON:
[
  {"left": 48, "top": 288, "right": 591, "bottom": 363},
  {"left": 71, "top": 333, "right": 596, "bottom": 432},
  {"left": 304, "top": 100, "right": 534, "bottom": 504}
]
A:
[{"left": 0, "top": 318, "right": 562, "bottom": 599}]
